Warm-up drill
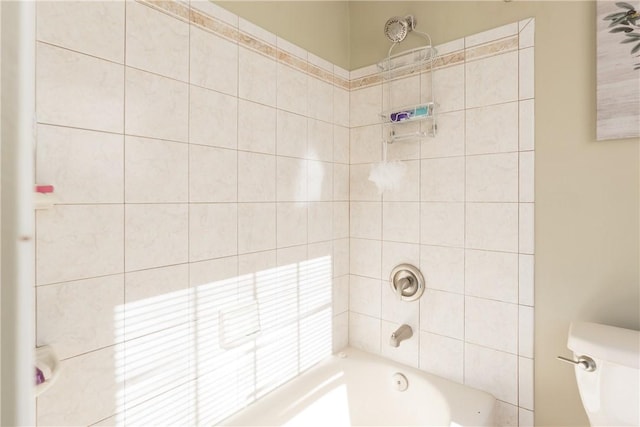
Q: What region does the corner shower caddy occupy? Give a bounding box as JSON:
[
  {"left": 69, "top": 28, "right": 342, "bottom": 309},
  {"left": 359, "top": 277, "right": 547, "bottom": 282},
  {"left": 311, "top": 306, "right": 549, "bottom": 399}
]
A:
[{"left": 378, "top": 31, "right": 438, "bottom": 143}]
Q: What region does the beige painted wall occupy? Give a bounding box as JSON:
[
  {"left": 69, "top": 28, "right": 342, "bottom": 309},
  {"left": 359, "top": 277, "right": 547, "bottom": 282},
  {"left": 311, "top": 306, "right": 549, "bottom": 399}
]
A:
[
  {"left": 216, "top": 1, "right": 350, "bottom": 68},
  {"left": 215, "top": 1, "right": 640, "bottom": 425}
]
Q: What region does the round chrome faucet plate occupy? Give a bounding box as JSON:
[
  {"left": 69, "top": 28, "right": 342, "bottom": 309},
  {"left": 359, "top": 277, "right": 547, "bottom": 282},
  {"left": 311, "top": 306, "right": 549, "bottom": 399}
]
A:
[{"left": 389, "top": 263, "right": 425, "bottom": 302}]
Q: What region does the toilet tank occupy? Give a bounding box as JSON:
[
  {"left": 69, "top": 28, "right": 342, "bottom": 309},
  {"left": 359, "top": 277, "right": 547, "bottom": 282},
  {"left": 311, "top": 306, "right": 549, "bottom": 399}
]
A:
[{"left": 567, "top": 322, "right": 640, "bottom": 427}]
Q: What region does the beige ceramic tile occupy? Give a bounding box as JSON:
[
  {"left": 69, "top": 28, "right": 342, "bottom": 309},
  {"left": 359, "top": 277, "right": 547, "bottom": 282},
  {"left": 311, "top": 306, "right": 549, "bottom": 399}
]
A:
[
  {"left": 37, "top": 1, "right": 124, "bottom": 62},
  {"left": 520, "top": 151, "right": 535, "bottom": 202},
  {"left": 36, "top": 205, "right": 124, "bottom": 285},
  {"left": 421, "top": 157, "right": 465, "bottom": 202},
  {"left": 518, "top": 357, "right": 533, "bottom": 410},
  {"left": 237, "top": 100, "right": 276, "bottom": 154},
  {"left": 277, "top": 62, "right": 307, "bottom": 115},
  {"left": 277, "top": 156, "right": 307, "bottom": 202},
  {"left": 190, "top": 25, "right": 238, "bottom": 96},
  {"left": 520, "top": 408, "right": 535, "bottom": 427},
  {"left": 276, "top": 202, "right": 308, "bottom": 248},
  {"left": 239, "top": 46, "right": 277, "bottom": 106},
  {"left": 333, "top": 163, "right": 349, "bottom": 201},
  {"left": 189, "top": 145, "right": 237, "bottom": 202},
  {"left": 333, "top": 126, "right": 350, "bottom": 164},
  {"left": 333, "top": 86, "right": 350, "bottom": 127},
  {"left": 238, "top": 203, "right": 276, "bottom": 253},
  {"left": 382, "top": 160, "right": 420, "bottom": 202},
  {"left": 382, "top": 202, "right": 420, "bottom": 244},
  {"left": 307, "top": 119, "right": 333, "bottom": 162},
  {"left": 307, "top": 160, "right": 332, "bottom": 202},
  {"left": 238, "top": 151, "right": 276, "bottom": 202},
  {"left": 519, "top": 19, "right": 535, "bottom": 49},
  {"left": 350, "top": 125, "right": 382, "bottom": 164},
  {"left": 465, "top": 249, "right": 519, "bottom": 303},
  {"left": 308, "top": 75, "right": 334, "bottom": 122},
  {"left": 124, "top": 264, "right": 189, "bottom": 340},
  {"left": 420, "top": 202, "right": 464, "bottom": 247},
  {"left": 36, "top": 125, "right": 123, "bottom": 204},
  {"left": 465, "top": 296, "right": 518, "bottom": 353},
  {"left": 349, "top": 311, "right": 381, "bottom": 355},
  {"left": 519, "top": 254, "right": 535, "bottom": 306},
  {"left": 350, "top": 201, "right": 382, "bottom": 240},
  {"left": 466, "top": 51, "right": 518, "bottom": 108},
  {"left": 419, "top": 245, "right": 464, "bottom": 294},
  {"left": 308, "top": 202, "right": 333, "bottom": 243},
  {"left": 189, "top": 85, "right": 238, "bottom": 149},
  {"left": 420, "top": 289, "right": 464, "bottom": 339},
  {"left": 350, "top": 85, "right": 382, "bottom": 128},
  {"left": 124, "top": 381, "right": 193, "bottom": 426},
  {"left": 276, "top": 109, "right": 307, "bottom": 158},
  {"left": 126, "top": 1, "right": 189, "bottom": 81},
  {"left": 519, "top": 99, "right": 535, "bottom": 151},
  {"left": 466, "top": 202, "right": 519, "bottom": 252},
  {"left": 419, "top": 331, "right": 463, "bottom": 383},
  {"left": 350, "top": 164, "right": 381, "bottom": 202},
  {"left": 519, "top": 203, "right": 535, "bottom": 254},
  {"left": 189, "top": 203, "right": 238, "bottom": 261},
  {"left": 124, "top": 204, "right": 188, "bottom": 271},
  {"left": 36, "top": 347, "right": 121, "bottom": 426},
  {"left": 384, "top": 75, "right": 420, "bottom": 110},
  {"left": 37, "top": 274, "right": 124, "bottom": 360},
  {"left": 307, "top": 164, "right": 333, "bottom": 206},
  {"left": 466, "top": 102, "right": 519, "bottom": 155},
  {"left": 333, "top": 312, "right": 349, "bottom": 353},
  {"left": 519, "top": 306, "right": 535, "bottom": 358},
  {"left": 466, "top": 153, "right": 519, "bottom": 202},
  {"left": 37, "top": 43, "right": 124, "bottom": 133},
  {"left": 123, "top": 324, "right": 192, "bottom": 410},
  {"left": 421, "top": 110, "right": 465, "bottom": 159},
  {"left": 422, "top": 64, "right": 464, "bottom": 113},
  {"left": 333, "top": 238, "right": 349, "bottom": 277},
  {"left": 350, "top": 238, "right": 382, "bottom": 279},
  {"left": 464, "top": 343, "right": 518, "bottom": 404},
  {"left": 125, "top": 136, "right": 188, "bottom": 203},
  {"left": 125, "top": 68, "right": 188, "bottom": 142},
  {"left": 333, "top": 201, "right": 349, "bottom": 239},
  {"left": 519, "top": 47, "right": 534, "bottom": 100}
]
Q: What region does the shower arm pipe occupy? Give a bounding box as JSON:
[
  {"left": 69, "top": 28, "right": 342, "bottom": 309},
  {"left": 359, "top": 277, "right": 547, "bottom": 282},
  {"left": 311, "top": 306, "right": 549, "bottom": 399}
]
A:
[{"left": 1, "top": 1, "right": 37, "bottom": 425}]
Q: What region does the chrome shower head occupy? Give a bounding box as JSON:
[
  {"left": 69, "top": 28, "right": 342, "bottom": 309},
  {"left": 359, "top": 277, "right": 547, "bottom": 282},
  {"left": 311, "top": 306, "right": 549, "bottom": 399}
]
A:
[{"left": 384, "top": 15, "right": 416, "bottom": 43}]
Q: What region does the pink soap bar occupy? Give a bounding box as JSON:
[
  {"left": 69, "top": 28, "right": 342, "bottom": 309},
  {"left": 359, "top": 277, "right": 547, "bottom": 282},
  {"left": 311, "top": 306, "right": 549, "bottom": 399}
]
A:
[{"left": 35, "top": 185, "right": 54, "bottom": 194}]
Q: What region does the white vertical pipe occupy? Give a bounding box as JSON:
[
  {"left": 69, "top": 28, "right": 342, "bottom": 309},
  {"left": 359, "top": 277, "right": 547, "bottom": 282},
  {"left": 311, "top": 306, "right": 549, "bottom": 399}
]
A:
[{"left": 1, "top": 0, "right": 36, "bottom": 425}]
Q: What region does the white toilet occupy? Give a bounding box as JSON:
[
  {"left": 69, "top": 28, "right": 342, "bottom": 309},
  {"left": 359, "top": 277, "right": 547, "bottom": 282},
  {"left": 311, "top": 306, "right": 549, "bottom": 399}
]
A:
[{"left": 563, "top": 322, "right": 640, "bottom": 426}]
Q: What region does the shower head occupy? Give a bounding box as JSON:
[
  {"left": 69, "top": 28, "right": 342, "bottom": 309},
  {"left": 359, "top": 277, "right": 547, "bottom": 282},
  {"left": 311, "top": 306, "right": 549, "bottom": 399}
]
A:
[{"left": 384, "top": 15, "right": 416, "bottom": 43}]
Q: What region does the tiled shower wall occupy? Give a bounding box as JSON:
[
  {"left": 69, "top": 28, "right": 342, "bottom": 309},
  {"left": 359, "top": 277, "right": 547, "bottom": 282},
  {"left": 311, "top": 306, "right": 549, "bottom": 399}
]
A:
[
  {"left": 347, "top": 21, "right": 535, "bottom": 427},
  {"left": 34, "top": 2, "right": 534, "bottom": 426},
  {"left": 34, "top": 1, "right": 350, "bottom": 425}
]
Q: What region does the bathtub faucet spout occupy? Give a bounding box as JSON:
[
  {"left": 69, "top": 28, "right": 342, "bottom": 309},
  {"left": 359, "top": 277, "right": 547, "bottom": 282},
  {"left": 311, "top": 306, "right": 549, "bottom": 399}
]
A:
[{"left": 389, "top": 324, "right": 413, "bottom": 348}]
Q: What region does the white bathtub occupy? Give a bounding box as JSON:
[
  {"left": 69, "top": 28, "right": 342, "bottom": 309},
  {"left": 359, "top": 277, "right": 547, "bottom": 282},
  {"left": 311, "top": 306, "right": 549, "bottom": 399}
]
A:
[{"left": 221, "top": 347, "right": 496, "bottom": 426}]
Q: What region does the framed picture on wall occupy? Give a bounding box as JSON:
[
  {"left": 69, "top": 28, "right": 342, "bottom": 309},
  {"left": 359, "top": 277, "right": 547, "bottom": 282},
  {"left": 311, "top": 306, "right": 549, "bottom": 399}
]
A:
[{"left": 597, "top": 1, "right": 640, "bottom": 140}]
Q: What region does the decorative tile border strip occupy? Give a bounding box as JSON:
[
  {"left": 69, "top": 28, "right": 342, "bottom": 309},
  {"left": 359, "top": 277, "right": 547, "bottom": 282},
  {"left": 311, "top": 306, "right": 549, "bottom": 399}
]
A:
[
  {"left": 138, "top": 0, "right": 342, "bottom": 89},
  {"left": 466, "top": 35, "right": 518, "bottom": 62},
  {"left": 350, "top": 35, "right": 518, "bottom": 90},
  {"left": 137, "top": 0, "right": 517, "bottom": 93}
]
